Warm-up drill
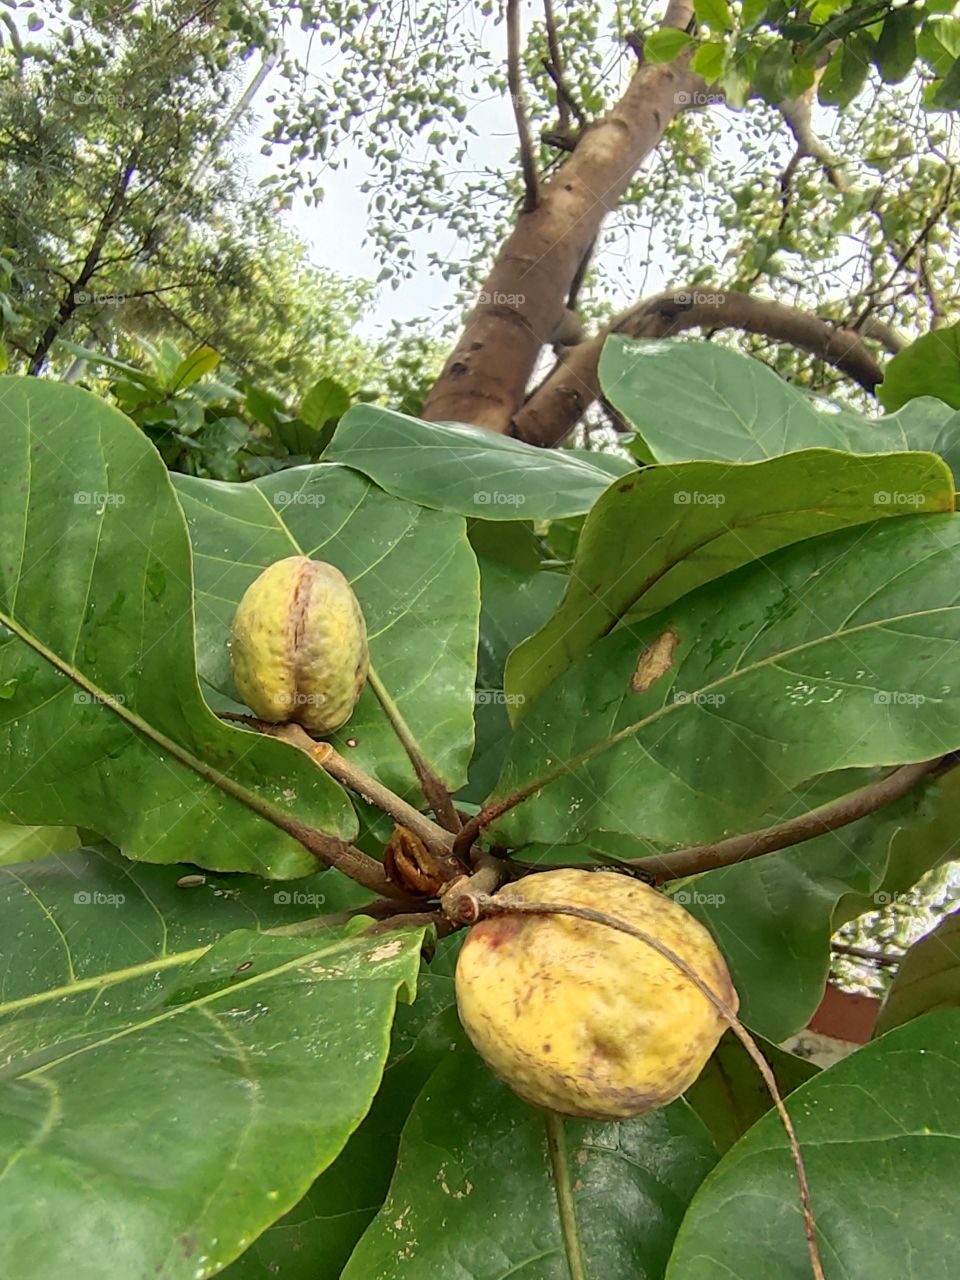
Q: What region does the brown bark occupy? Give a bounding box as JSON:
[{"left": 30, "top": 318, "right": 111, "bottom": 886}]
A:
[
  {"left": 420, "top": 0, "right": 698, "bottom": 430},
  {"left": 513, "top": 288, "right": 886, "bottom": 447}
]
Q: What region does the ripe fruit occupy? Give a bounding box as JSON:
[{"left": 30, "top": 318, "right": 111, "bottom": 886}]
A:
[
  {"left": 230, "top": 556, "right": 369, "bottom": 735},
  {"left": 455, "top": 869, "right": 737, "bottom": 1120}
]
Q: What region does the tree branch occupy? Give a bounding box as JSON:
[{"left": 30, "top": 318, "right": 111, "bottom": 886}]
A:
[
  {"left": 507, "top": 0, "right": 539, "bottom": 213},
  {"left": 366, "top": 667, "right": 462, "bottom": 833},
  {"left": 632, "top": 758, "right": 951, "bottom": 883},
  {"left": 28, "top": 151, "right": 140, "bottom": 374},
  {"left": 514, "top": 287, "right": 886, "bottom": 447}
]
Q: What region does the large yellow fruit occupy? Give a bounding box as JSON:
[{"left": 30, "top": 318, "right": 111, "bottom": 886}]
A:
[
  {"left": 455, "top": 869, "right": 737, "bottom": 1119},
  {"left": 230, "top": 556, "right": 368, "bottom": 735}
]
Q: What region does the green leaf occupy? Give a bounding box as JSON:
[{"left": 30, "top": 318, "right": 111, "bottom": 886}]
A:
[
  {"left": 934, "top": 54, "right": 960, "bottom": 105},
  {"left": 666, "top": 1011, "right": 960, "bottom": 1278},
  {"left": 599, "top": 336, "right": 956, "bottom": 461},
  {"left": 691, "top": 39, "right": 726, "bottom": 81},
  {"left": 0, "top": 847, "right": 425, "bottom": 1280},
  {"left": 677, "top": 766, "right": 957, "bottom": 1040},
  {"left": 685, "top": 1030, "right": 818, "bottom": 1153},
  {"left": 173, "top": 463, "right": 479, "bottom": 802},
  {"left": 0, "top": 820, "right": 79, "bottom": 866},
  {"left": 876, "top": 7, "right": 918, "bottom": 83},
  {"left": 325, "top": 405, "right": 632, "bottom": 519},
  {"left": 0, "top": 844, "right": 375, "bottom": 1013},
  {"left": 740, "top": 0, "right": 769, "bottom": 30},
  {"left": 222, "top": 945, "right": 464, "bottom": 1280},
  {"left": 642, "top": 27, "right": 696, "bottom": 64},
  {"left": 918, "top": 15, "right": 960, "bottom": 76},
  {"left": 504, "top": 450, "right": 953, "bottom": 719},
  {"left": 695, "top": 0, "right": 732, "bottom": 30},
  {"left": 753, "top": 38, "right": 795, "bottom": 102},
  {"left": 300, "top": 375, "right": 351, "bottom": 427},
  {"left": 468, "top": 557, "right": 566, "bottom": 802},
  {"left": 488, "top": 514, "right": 960, "bottom": 852},
  {"left": 171, "top": 345, "right": 220, "bottom": 391},
  {"left": 878, "top": 322, "right": 960, "bottom": 411},
  {"left": 873, "top": 908, "right": 960, "bottom": 1037},
  {"left": 0, "top": 378, "right": 356, "bottom": 877},
  {"left": 344, "top": 1048, "right": 718, "bottom": 1278}
]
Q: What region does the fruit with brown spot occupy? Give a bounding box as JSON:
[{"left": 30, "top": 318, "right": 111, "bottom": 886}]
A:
[{"left": 455, "top": 868, "right": 737, "bottom": 1119}]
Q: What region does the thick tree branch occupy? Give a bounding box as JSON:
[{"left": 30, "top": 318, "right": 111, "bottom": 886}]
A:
[
  {"left": 421, "top": 0, "right": 699, "bottom": 429},
  {"left": 514, "top": 287, "right": 886, "bottom": 447},
  {"left": 632, "top": 758, "right": 951, "bottom": 883}
]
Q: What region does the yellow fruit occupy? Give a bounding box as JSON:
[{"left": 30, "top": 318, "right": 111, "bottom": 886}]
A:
[
  {"left": 230, "top": 555, "right": 368, "bottom": 735},
  {"left": 455, "top": 869, "right": 737, "bottom": 1120}
]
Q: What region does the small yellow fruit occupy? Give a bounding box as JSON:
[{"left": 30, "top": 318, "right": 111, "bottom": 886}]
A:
[
  {"left": 230, "top": 555, "right": 368, "bottom": 735},
  {"left": 455, "top": 869, "right": 737, "bottom": 1120}
]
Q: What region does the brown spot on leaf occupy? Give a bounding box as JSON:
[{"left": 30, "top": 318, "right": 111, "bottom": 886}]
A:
[{"left": 631, "top": 627, "right": 678, "bottom": 693}]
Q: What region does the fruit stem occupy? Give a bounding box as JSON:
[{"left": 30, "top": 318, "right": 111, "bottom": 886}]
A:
[
  {"left": 367, "top": 666, "right": 463, "bottom": 834},
  {"left": 545, "top": 1109, "right": 587, "bottom": 1280}
]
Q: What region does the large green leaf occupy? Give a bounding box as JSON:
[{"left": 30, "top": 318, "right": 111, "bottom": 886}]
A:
[
  {"left": 325, "top": 404, "right": 632, "bottom": 519},
  {"left": 0, "top": 377, "right": 356, "bottom": 878},
  {"left": 174, "top": 462, "right": 479, "bottom": 801},
  {"left": 506, "top": 450, "right": 954, "bottom": 718},
  {"left": 877, "top": 321, "right": 960, "bottom": 412},
  {"left": 489, "top": 513, "right": 960, "bottom": 851},
  {"left": 675, "top": 767, "right": 958, "bottom": 1040},
  {"left": 666, "top": 1011, "right": 960, "bottom": 1278},
  {"left": 0, "top": 843, "right": 375, "bottom": 1013},
  {"left": 684, "top": 1031, "right": 818, "bottom": 1154},
  {"left": 0, "top": 819, "right": 78, "bottom": 866},
  {"left": 873, "top": 907, "right": 960, "bottom": 1037},
  {"left": 599, "top": 337, "right": 956, "bottom": 462},
  {"left": 343, "top": 1048, "right": 718, "bottom": 1279},
  {"left": 0, "top": 846, "right": 425, "bottom": 1280},
  {"left": 223, "top": 942, "right": 463, "bottom": 1280},
  {"left": 467, "top": 556, "right": 566, "bottom": 803}
]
